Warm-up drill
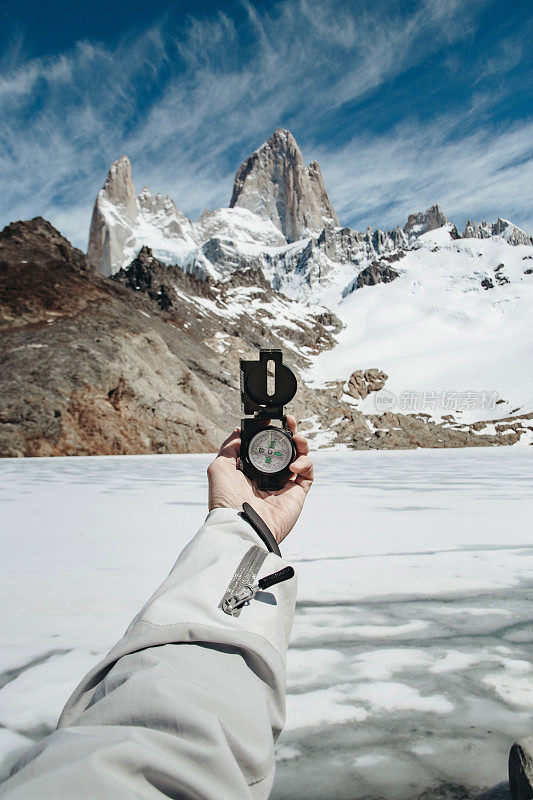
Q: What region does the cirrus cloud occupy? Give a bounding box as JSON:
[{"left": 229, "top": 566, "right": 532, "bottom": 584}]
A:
[{"left": 0, "top": 0, "right": 530, "bottom": 248}]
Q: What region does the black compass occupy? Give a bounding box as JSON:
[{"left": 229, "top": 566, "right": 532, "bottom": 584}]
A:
[{"left": 239, "top": 349, "right": 297, "bottom": 490}]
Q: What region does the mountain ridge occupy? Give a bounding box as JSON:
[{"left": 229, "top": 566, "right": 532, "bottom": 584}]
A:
[
  {"left": 85, "top": 130, "right": 532, "bottom": 308},
  {"left": 2, "top": 127, "right": 532, "bottom": 456},
  {"left": 2, "top": 217, "right": 531, "bottom": 456}
]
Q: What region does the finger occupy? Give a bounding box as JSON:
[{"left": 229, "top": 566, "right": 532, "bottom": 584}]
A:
[
  {"left": 293, "top": 433, "right": 309, "bottom": 455},
  {"left": 218, "top": 428, "right": 240, "bottom": 453},
  {"left": 217, "top": 430, "right": 241, "bottom": 465},
  {"left": 289, "top": 454, "right": 312, "bottom": 474},
  {"left": 286, "top": 414, "right": 297, "bottom": 435},
  {"left": 289, "top": 454, "right": 314, "bottom": 493},
  {"left": 218, "top": 438, "right": 240, "bottom": 461}
]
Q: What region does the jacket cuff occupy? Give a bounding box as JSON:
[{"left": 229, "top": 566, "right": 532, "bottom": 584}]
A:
[{"left": 59, "top": 509, "right": 297, "bottom": 729}]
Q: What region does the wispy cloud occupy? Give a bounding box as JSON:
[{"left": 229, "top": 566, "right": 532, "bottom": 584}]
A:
[
  {"left": 0, "top": 0, "right": 530, "bottom": 249},
  {"left": 475, "top": 36, "right": 524, "bottom": 82},
  {"left": 315, "top": 114, "right": 533, "bottom": 234}
]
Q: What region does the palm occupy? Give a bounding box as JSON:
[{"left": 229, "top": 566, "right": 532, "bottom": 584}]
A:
[
  {"left": 237, "top": 470, "right": 306, "bottom": 534},
  {"left": 207, "top": 417, "right": 313, "bottom": 544}
]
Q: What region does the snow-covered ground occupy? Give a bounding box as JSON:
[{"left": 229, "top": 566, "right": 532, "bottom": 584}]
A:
[
  {"left": 307, "top": 227, "right": 533, "bottom": 424},
  {"left": 1, "top": 449, "right": 532, "bottom": 798}
]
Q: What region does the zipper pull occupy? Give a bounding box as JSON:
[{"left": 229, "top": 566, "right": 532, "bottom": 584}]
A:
[
  {"left": 222, "top": 584, "right": 256, "bottom": 614},
  {"left": 258, "top": 566, "right": 294, "bottom": 590},
  {"left": 222, "top": 566, "right": 295, "bottom": 614}
]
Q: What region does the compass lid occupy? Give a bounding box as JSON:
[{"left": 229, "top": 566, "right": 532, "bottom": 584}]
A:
[{"left": 240, "top": 349, "right": 297, "bottom": 414}]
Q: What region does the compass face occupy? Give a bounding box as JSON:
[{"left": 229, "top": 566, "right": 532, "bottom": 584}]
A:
[{"left": 248, "top": 428, "right": 293, "bottom": 474}]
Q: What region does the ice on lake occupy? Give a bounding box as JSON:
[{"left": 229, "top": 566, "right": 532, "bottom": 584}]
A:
[{"left": 1, "top": 448, "right": 532, "bottom": 799}]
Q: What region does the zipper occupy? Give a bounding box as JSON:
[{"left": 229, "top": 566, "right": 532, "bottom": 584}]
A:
[
  {"left": 219, "top": 546, "right": 295, "bottom": 617},
  {"left": 219, "top": 546, "right": 267, "bottom": 617}
]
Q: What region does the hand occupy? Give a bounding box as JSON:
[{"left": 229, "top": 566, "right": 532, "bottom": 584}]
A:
[{"left": 207, "top": 415, "right": 314, "bottom": 544}]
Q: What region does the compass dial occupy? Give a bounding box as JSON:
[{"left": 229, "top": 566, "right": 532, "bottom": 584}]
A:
[{"left": 248, "top": 428, "right": 293, "bottom": 474}]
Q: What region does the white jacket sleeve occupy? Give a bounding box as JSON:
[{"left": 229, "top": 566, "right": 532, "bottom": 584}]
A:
[{"left": 1, "top": 508, "right": 297, "bottom": 800}]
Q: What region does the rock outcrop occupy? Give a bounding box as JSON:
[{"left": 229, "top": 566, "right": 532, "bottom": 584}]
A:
[
  {"left": 463, "top": 218, "right": 533, "bottom": 246},
  {"left": 404, "top": 204, "right": 447, "bottom": 240},
  {"left": 344, "top": 369, "right": 388, "bottom": 399},
  {"left": 114, "top": 245, "right": 215, "bottom": 308},
  {"left": 355, "top": 261, "right": 400, "bottom": 288},
  {"left": 229, "top": 128, "right": 339, "bottom": 242},
  {"left": 315, "top": 404, "right": 532, "bottom": 450}
]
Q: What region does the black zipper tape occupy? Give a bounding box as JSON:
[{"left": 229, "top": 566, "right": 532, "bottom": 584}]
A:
[{"left": 240, "top": 502, "right": 281, "bottom": 556}]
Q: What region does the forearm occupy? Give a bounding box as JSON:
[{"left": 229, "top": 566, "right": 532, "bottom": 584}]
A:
[{"left": 2, "top": 509, "right": 297, "bottom": 799}]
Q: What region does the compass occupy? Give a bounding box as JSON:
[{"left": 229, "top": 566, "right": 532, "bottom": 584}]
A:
[
  {"left": 239, "top": 349, "right": 297, "bottom": 490},
  {"left": 248, "top": 426, "right": 296, "bottom": 475}
]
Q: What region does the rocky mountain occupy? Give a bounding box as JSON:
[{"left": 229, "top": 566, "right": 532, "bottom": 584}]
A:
[
  {"left": 87, "top": 155, "right": 198, "bottom": 277},
  {"left": 403, "top": 204, "right": 451, "bottom": 241},
  {"left": 2, "top": 128, "right": 532, "bottom": 456},
  {"left": 2, "top": 216, "right": 531, "bottom": 457},
  {"left": 462, "top": 217, "right": 533, "bottom": 246},
  {"left": 86, "top": 130, "right": 532, "bottom": 308},
  {"left": 85, "top": 131, "right": 413, "bottom": 299},
  {"left": 0, "top": 218, "right": 349, "bottom": 456},
  {"left": 229, "top": 128, "right": 339, "bottom": 241}
]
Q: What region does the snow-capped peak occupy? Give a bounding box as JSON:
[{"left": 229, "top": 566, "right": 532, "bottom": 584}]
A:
[{"left": 86, "top": 134, "right": 532, "bottom": 309}]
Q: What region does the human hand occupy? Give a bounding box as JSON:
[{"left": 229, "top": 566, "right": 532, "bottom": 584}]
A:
[{"left": 207, "top": 415, "right": 313, "bottom": 545}]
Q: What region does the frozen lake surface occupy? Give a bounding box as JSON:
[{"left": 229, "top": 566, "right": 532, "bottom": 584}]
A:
[{"left": 1, "top": 448, "right": 532, "bottom": 798}]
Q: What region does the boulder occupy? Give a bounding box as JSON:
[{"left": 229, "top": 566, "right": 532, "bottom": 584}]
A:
[{"left": 509, "top": 735, "right": 533, "bottom": 799}]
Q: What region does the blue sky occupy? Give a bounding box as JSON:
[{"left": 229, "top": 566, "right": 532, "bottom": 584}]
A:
[{"left": 1, "top": 0, "right": 531, "bottom": 249}]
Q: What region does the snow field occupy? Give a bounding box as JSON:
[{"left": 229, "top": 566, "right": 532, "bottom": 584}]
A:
[
  {"left": 307, "top": 227, "right": 533, "bottom": 423},
  {"left": 0, "top": 449, "right": 532, "bottom": 799}
]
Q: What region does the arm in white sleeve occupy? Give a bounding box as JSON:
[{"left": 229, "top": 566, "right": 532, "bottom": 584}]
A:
[{"left": 1, "top": 508, "right": 297, "bottom": 800}]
